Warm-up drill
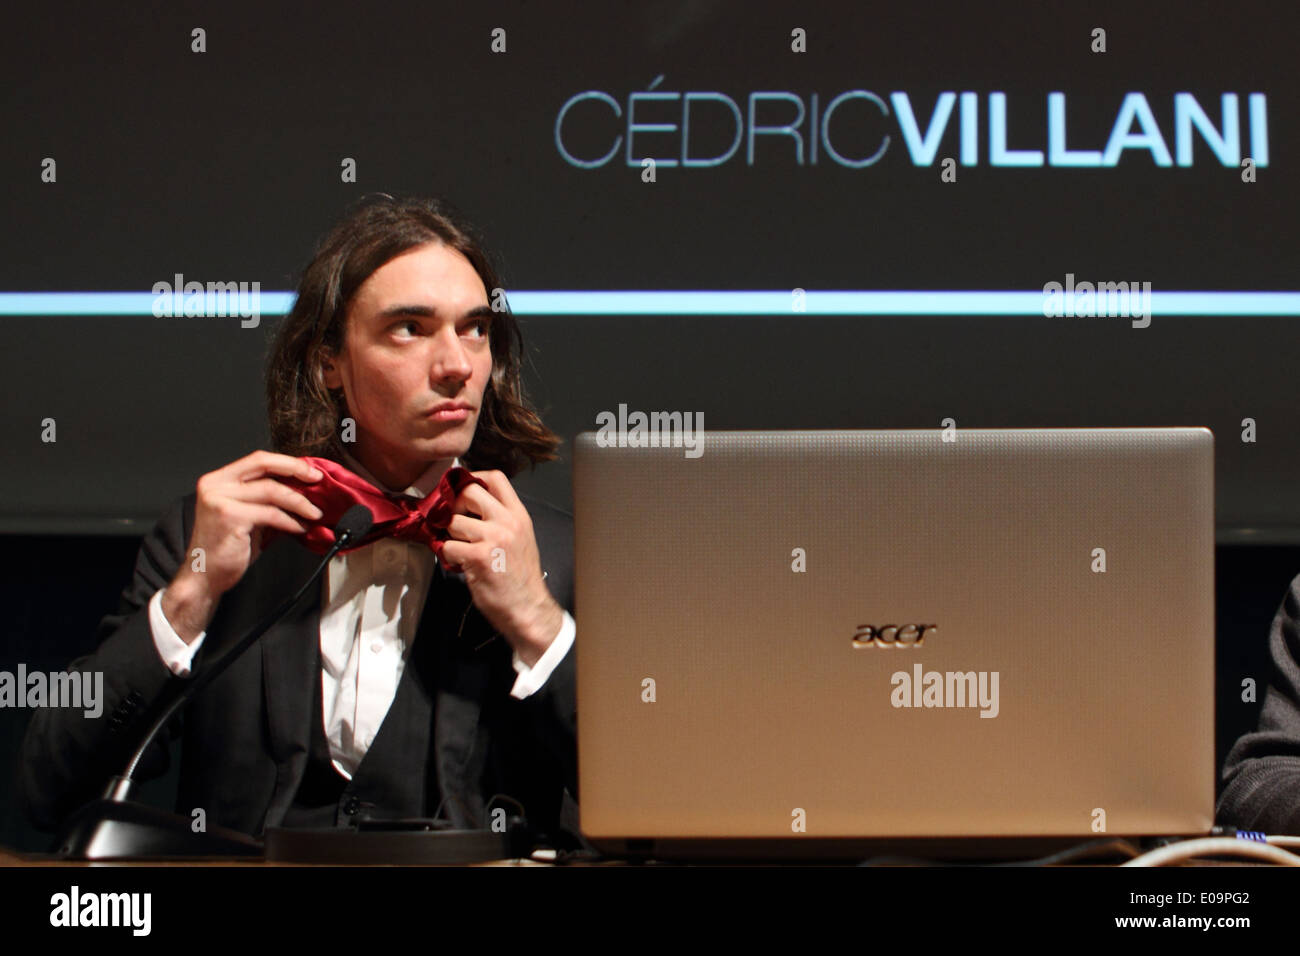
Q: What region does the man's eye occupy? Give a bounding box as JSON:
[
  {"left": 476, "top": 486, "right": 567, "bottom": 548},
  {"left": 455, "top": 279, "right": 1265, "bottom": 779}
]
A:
[
  {"left": 465, "top": 320, "right": 489, "bottom": 338},
  {"left": 393, "top": 320, "right": 419, "bottom": 337}
]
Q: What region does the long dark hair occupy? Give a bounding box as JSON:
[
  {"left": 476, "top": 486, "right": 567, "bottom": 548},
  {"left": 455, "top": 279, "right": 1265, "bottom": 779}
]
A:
[{"left": 266, "top": 194, "right": 560, "bottom": 476}]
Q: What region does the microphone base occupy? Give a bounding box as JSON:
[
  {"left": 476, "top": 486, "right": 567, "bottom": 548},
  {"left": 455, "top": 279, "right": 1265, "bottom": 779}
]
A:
[
  {"left": 265, "top": 825, "right": 513, "bottom": 864},
  {"left": 54, "top": 799, "right": 263, "bottom": 860}
]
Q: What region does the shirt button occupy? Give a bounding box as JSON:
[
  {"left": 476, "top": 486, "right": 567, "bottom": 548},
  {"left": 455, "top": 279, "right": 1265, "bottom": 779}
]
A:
[{"left": 370, "top": 642, "right": 383, "bottom": 654}]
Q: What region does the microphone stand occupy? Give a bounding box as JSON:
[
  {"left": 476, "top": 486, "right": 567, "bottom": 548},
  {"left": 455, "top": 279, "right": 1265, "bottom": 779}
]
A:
[{"left": 55, "top": 509, "right": 371, "bottom": 860}]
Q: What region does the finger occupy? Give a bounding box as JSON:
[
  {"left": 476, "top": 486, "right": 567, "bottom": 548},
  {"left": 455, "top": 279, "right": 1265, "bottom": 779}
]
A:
[
  {"left": 226, "top": 478, "right": 324, "bottom": 521},
  {"left": 443, "top": 513, "right": 486, "bottom": 544},
  {"left": 438, "top": 539, "right": 471, "bottom": 571},
  {"left": 453, "top": 482, "right": 507, "bottom": 522},
  {"left": 230, "top": 451, "right": 324, "bottom": 484},
  {"left": 242, "top": 502, "right": 310, "bottom": 536},
  {"left": 472, "top": 470, "right": 523, "bottom": 511}
]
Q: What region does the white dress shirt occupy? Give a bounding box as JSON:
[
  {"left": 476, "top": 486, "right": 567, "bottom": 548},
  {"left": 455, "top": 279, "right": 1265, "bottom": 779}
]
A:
[{"left": 148, "top": 451, "right": 575, "bottom": 780}]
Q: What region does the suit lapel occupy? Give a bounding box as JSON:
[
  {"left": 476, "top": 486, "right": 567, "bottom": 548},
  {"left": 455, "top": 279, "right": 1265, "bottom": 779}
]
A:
[
  {"left": 427, "top": 565, "right": 499, "bottom": 828},
  {"left": 256, "top": 538, "right": 327, "bottom": 828}
]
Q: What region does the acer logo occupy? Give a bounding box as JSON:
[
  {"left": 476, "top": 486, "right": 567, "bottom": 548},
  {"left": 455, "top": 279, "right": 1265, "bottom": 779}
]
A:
[{"left": 851, "top": 624, "right": 936, "bottom": 648}]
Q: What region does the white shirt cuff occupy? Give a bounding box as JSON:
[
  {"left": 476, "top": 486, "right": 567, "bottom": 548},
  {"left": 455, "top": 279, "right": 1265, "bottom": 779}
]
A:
[
  {"left": 509, "top": 610, "right": 574, "bottom": 700},
  {"left": 149, "top": 588, "right": 207, "bottom": 677}
]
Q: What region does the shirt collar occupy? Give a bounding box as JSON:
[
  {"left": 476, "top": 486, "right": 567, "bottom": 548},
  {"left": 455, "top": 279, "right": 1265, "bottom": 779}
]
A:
[{"left": 339, "top": 449, "right": 459, "bottom": 500}]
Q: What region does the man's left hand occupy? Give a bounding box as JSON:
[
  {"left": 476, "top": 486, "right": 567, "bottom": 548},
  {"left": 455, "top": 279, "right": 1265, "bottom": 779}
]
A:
[{"left": 439, "top": 470, "right": 564, "bottom": 666}]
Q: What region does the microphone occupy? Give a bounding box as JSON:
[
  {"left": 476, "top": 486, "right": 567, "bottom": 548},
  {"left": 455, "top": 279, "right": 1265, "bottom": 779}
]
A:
[
  {"left": 56, "top": 505, "right": 374, "bottom": 859},
  {"left": 328, "top": 504, "right": 376, "bottom": 546}
]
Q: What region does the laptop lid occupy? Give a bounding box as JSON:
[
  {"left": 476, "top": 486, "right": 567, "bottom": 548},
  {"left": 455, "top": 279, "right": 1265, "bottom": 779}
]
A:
[{"left": 572, "top": 429, "right": 1214, "bottom": 850}]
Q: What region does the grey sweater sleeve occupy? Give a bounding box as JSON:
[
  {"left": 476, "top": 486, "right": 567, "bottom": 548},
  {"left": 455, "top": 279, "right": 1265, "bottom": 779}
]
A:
[{"left": 1217, "top": 573, "right": 1300, "bottom": 833}]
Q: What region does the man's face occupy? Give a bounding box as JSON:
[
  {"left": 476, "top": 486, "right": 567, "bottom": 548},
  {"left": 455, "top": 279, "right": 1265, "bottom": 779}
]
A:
[{"left": 322, "top": 241, "right": 493, "bottom": 489}]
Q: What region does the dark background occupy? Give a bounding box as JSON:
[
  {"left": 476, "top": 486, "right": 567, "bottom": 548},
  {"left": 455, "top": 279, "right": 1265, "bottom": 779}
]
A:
[{"left": 1, "top": 0, "right": 1297, "bottom": 849}]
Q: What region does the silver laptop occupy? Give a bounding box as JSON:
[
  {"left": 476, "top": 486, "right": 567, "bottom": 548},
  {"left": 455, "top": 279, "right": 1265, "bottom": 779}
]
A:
[{"left": 572, "top": 429, "right": 1214, "bottom": 857}]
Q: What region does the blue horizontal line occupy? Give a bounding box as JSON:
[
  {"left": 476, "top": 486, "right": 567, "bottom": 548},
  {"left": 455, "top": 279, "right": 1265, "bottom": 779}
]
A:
[
  {"left": 0, "top": 291, "right": 1298, "bottom": 316},
  {"left": 0, "top": 292, "right": 296, "bottom": 316},
  {"left": 512, "top": 291, "right": 1300, "bottom": 316}
]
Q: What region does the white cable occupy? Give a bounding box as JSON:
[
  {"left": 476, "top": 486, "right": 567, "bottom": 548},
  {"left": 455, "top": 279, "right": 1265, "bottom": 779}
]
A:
[{"left": 1122, "top": 837, "right": 1300, "bottom": 867}]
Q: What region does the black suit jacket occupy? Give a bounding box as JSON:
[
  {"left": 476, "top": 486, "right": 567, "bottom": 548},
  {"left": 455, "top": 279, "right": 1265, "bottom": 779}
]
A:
[
  {"left": 20, "top": 490, "right": 578, "bottom": 841},
  {"left": 1218, "top": 573, "right": 1300, "bottom": 833}
]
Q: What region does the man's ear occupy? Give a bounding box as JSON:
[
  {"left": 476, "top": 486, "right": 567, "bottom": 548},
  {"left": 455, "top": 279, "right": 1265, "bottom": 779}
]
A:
[{"left": 320, "top": 350, "right": 341, "bottom": 390}]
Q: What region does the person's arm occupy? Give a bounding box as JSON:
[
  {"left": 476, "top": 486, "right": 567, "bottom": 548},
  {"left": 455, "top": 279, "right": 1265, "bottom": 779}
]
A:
[
  {"left": 147, "top": 589, "right": 207, "bottom": 677},
  {"left": 19, "top": 451, "right": 325, "bottom": 832},
  {"left": 507, "top": 502, "right": 578, "bottom": 803},
  {"left": 1217, "top": 573, "right": 1300, "bottom": 833},
  {"left": 18, "top": 496, "right": 194, "bottom": 831},
  {"left": 518, "top": 629, "right": 578, "bottom": 801},
  {"left": 509, "top": 610, "right": 575, "bottom": 699}
]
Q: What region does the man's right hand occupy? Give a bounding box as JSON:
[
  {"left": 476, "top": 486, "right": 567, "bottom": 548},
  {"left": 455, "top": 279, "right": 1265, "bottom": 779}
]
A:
[{"left": 161, "top": 451, "right": 324, "bottom": 643}]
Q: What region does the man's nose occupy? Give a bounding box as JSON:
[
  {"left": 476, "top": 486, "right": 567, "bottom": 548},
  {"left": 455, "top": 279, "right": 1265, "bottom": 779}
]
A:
[{"left": 430, "top": 326, "right": 474, "bottom": 383}]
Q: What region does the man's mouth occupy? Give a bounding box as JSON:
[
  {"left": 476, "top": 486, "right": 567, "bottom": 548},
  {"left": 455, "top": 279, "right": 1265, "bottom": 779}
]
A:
[{"left": 426, "top": 402, "right": 473, "bottom": 422}]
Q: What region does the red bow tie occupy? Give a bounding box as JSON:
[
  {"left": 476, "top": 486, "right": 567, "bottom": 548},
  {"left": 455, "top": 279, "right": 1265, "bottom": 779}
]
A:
[{"left": 264, "top": 456, "right": 486, "bottom": 570}]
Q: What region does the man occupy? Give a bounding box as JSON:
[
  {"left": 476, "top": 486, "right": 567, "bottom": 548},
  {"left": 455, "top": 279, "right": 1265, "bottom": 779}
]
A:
[
  {"left": 20, "top": 195, "right": 579, "bottom": 845},
  {"left": 1218, "top": 573, "right": 1300, "bottom": 834}
]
